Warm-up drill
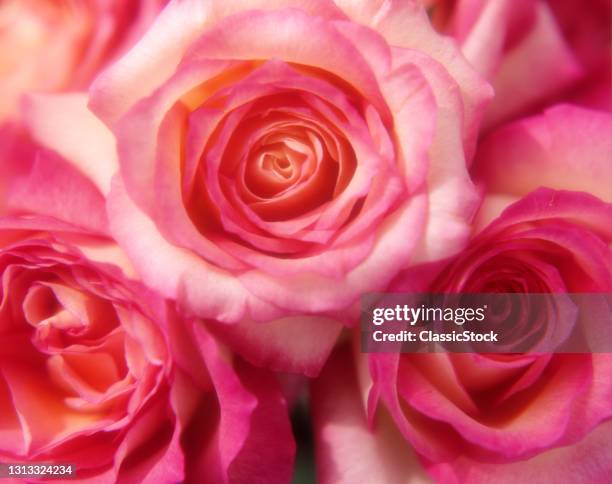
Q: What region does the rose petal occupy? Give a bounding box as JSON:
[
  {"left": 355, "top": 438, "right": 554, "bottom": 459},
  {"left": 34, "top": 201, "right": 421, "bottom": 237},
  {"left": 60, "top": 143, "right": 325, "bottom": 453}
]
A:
[
  {"left": 23, "top": 93, "right": 118, "bottom": 196},
  {"left": 474, "top": 105, "right": 612, "bottom": 203},
  {"left": 312, "top": 346, "right": 430, "bottom": 484},
  {"left": 208, "top": 315, "right": 342, "bottom": 377}
]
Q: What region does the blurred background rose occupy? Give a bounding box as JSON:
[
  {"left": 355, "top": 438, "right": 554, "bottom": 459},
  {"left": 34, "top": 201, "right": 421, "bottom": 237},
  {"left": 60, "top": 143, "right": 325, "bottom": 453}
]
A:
[
  {"left": 423, "top": 0, "right": 611, "bottom": 126},
  {"left": 0, "top": 0, "right": 167, "bottom": 122}
]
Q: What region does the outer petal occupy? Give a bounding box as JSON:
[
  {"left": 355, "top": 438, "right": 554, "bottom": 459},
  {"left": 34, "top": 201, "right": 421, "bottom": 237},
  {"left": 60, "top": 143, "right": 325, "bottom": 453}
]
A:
[
  {"left": 7, "top": 149, "right": 109, "bottom": 235},
  {"left": 23, "top": 93, "right": 118, "bottom": 196},
  {"left": 333, "top": 0, "right": 493, "bottom": 154},
  {"left": 481, "top": 2, "right": 583, "bottom": 128},
  {"left": 0, "top": 124, "right": 39, "bottom": 215},
  {"left": 207, "top": 315, "right": 343, "bottom": 378},
  {"left": 482, "top": 188, "right": 612, "bottom": 242},
  {"left": 89, "top": 0, "right": 346, "bottom": 124},
  {"left": 397, "top": 354, "right": 592, "bottom": 460},
  {"left": 474, "top": 105, "right": 612, "bottom": 203},
  {"left": 106, "top": 176, "right": 265, "bottom": 323},
  {"left": 458, "top": 0, "right": 534, "bottom": 78},
  {"left": 429, "top": 419, "right": 612, "bottom": 483},
  {"left": 180, "top": 8, "right": 390, "bottom": 120},
  {"left": 89, "top": 0, "right": 211, "bottom": 124},
  {"left": 192, "top": 326, "right": 295, "bottom": 483},
  {"left": 311, "top": 345, "right": 429, "bottom": 484}
]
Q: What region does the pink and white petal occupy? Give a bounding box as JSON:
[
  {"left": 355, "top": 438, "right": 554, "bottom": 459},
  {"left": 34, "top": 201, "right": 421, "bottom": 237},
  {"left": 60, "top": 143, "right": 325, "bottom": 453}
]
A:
[
  {"left": 385, "top": 49, "right": 482, "bottom": 266},
  {"left": 89, "top": 0, "right": 211, "bottom": 124},
  {"left": 89, "top": 0, "right": 348, "bottom": 124},
  {"left": 399, "top": 355, "right": 590, "bottom": 459},
  {"left": 411, "top": 176, "right": 480, "bottom": 264},
  {"left": 386, "top": 50, "right": 483, "bottom": 263},
  {"left": 0, "top": 125, "right": 37, "bottom": 215},
  {"left": 152, "top": 102, "right": 246, "bottom": 272},
  {"left": 335, "top": 0, "right": 493, "bottom": 152},
  {"left": 116, "top": 58, "right": 237, "bottom": 213},
  {"left": 474, "top": 105, "right": 612, "bottom": 203},
  {"left": 107, "top": 176, "right": 279, "bottom": 323},
  {"left": 369, "top": 352, "right": 463, "bottom": 463},
  {"left": 458, "top": 0, "right": 535, "bottom": 78},
  {"left": 389, "top": 48, "right": 468, "bottom": 177},
  {"left": 212, "top": 0, "right": 347, "bottom": 22},
  {"left": 8, "top": 150, "right": 109, "bottom": 235},
  {"left": 482, "top": 2, "right": 583, "bottom": 128},
  {"left": 312, "top": 346, "right": 430, "bottom": 484},
  {"left": 182, "top": 8, "right": 390, "bottom": 121},
  {"left": 483, "top": 188, "right": 612, "bottom": 242},
  {"left": 208, "top": 315, "right": 342, "bottom": 377},
  {"left": 331, "top": 19, "right": 392, "bottom": 79},
  {"left": 380, "top": 54, "right": 437, "bottom": 189},
  {"left": 75, "top": 240, "right": 138, "bottom": 280},
  {"left": 23, "top": 93, "right": 118, "bottom": 195},
  {"left": 429, "top": 419, "right": 612, "bottom": 483}
]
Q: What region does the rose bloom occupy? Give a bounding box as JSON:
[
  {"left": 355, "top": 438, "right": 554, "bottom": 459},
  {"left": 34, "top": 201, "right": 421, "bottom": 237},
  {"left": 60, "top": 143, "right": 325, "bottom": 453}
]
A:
[
  {"left": 0, "top": 146, "right": 294, "bottom": 482},
  {"left": 0, "top": 0, "right": 167, "bottom": 121},
  {"left": 312, "top": 105, "right": 612, "bottom": 482},
  {"left": 27, "top": 0, "right": 492, "bottom": 375},
  {"left": 424, "top": 0, "right": 612, "bottom": 126},
  {"left": 315, "top": 193, "right": 612, "bottom": 482}
]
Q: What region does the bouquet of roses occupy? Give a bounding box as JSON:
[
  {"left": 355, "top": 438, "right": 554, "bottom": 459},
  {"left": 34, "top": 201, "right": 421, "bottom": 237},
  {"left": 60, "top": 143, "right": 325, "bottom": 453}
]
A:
[{"left": 0, "top": 0, "right": 610, "bottom": 482}]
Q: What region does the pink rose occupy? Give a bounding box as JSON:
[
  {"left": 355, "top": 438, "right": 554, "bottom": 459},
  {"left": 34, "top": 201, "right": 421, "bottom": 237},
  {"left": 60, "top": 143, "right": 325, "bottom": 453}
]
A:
[
  {"left": 0, "top": 0, "right": 167, "bottom": 121},
  {"left": 312, "top": 105, "right": 612, "bottom": 482},
  {"left": 426, "top": 0, "right": 611, "bottom": 126},
  {"left": 29, "top": 0, "right": 491, "bottom": 375},
  {"left": 314, "top": 190, "right": 612, "bottom": 482},
  {"left": 0, "top": 145, "right": 295, "bottom": 481},
  {"left": 0, "top": 217, "right": 295, "bottom": 482}
]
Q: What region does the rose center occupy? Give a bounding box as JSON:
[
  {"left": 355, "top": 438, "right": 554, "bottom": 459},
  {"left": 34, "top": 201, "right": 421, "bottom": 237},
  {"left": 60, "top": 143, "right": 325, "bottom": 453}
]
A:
[{"left": 243, "top": 133, "right": 316, "bottom": 199}]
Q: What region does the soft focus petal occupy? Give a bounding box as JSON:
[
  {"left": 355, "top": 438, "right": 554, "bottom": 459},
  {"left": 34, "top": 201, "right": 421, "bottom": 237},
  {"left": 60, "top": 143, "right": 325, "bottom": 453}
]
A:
[
  {"left": 89, "top": 0, "right": 211, "bottom": 124},
  {"left": 208, "top": 315, "right": 343, "bottom": 377},
  {"left": 8, "top": 150, "right": 109, "bottom": 235},
  {"left": 23, "top": 93, "right": 118, "bottom": 195},
  {"left": 474, "top": 105, "right": 612, "bottom": 203},
  {"left": 312, "top": 346, "right": 430, "bottom": 484},
  {"left": 191, "top": 326, "right": 295, "bottom": 483},
  {"left": 481, "top": 2, "right": 583, "bottom": 128}
]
